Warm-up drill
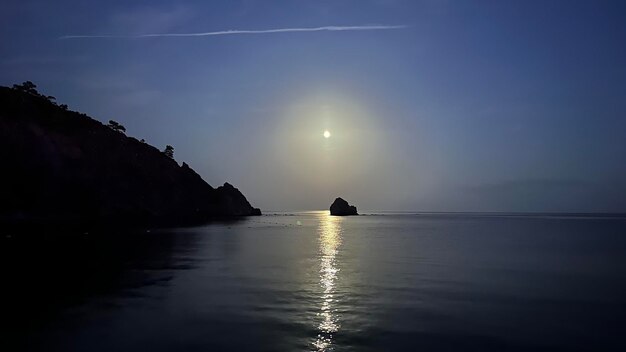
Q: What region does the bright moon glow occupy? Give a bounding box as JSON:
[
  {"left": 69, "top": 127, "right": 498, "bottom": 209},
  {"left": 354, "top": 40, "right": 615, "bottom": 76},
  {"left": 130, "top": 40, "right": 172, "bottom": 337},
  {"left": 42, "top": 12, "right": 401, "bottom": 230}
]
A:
[{"left": 323, "top": 130, "right": 331, "bottom": 138}]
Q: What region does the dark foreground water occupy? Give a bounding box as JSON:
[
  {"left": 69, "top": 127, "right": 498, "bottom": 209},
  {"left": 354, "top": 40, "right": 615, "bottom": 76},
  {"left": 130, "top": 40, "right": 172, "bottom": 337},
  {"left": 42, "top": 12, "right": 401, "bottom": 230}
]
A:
[{"left": 2, "top": 212, "right": 626, "bottom": 351}]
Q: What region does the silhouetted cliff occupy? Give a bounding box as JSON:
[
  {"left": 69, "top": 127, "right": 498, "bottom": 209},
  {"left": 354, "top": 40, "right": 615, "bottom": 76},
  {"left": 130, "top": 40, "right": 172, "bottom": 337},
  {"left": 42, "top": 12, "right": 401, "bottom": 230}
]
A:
[{"left": 0, "top": 83, "right": 261, "bottom": 229}]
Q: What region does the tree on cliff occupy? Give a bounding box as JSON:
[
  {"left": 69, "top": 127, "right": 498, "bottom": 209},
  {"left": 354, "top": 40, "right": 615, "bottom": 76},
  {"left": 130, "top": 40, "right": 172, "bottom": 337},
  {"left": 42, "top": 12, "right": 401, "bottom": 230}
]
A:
[
  {"left": 107, "top": 120, "right": 126, "bottom": 133},
  {"left": 12, "top": 81, "right": 39, "bottom": 95},
  {"left": 163, "top": 145, "right": 175, "bottom": 159}
]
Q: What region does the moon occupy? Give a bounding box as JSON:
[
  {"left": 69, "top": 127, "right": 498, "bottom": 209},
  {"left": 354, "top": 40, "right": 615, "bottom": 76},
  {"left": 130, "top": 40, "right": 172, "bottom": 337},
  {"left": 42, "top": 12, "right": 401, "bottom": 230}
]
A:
[{"left": 323, "top": 130, "right": 331, "bottom": 139}]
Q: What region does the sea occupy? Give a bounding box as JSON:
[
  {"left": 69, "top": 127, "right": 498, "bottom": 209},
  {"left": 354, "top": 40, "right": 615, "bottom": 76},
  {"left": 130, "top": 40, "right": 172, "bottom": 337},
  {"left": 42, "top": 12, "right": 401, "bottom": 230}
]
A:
[{"left": 2, "top": 211, "right": 626, "bottom": 351}]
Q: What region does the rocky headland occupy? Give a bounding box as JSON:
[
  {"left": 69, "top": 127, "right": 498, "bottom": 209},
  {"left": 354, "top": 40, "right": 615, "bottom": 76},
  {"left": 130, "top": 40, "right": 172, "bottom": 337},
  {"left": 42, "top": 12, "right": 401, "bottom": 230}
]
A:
[{"left": 0, "top": 82, "right": 261, "bottom": 230}]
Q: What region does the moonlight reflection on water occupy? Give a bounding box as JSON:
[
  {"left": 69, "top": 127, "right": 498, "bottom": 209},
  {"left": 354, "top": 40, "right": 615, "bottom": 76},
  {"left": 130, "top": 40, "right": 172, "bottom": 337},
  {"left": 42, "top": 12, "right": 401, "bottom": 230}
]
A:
[{"left": 313, "top": 214, "right": 342, "bottom": 351}]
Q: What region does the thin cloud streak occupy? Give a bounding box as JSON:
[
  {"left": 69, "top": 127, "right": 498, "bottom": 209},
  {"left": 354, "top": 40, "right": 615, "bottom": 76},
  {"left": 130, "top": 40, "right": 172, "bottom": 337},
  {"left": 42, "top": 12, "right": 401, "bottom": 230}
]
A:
[{"left": 59, "top": 25, "right": 408, "bottom": 39}]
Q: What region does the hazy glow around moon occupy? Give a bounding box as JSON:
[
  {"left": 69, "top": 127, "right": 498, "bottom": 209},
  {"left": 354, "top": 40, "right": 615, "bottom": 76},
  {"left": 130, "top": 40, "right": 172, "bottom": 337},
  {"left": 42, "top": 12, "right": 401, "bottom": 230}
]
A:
[{"left": 323, "top": 130, "right": 331, "bottom": 138}]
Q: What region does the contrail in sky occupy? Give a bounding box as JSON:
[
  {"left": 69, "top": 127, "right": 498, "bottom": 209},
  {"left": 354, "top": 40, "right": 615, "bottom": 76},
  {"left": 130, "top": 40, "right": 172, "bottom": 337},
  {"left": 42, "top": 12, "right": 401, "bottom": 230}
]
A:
[{"left": 59, "top": 25, "right": 408, "bottom": 39}]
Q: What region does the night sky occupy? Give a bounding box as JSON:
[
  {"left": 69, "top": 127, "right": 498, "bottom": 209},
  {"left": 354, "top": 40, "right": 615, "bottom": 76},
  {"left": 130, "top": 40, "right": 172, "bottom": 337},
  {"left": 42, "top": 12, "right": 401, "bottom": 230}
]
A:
[{"left": 2, "top": 0, "right": 625, "bottom": 212}]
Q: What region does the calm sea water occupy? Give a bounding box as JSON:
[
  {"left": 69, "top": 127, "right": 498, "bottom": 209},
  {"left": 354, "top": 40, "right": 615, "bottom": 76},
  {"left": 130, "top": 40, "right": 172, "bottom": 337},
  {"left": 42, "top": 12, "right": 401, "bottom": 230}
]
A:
[{"left": 3, "top": 212, "right": 626, "bottom": 351}]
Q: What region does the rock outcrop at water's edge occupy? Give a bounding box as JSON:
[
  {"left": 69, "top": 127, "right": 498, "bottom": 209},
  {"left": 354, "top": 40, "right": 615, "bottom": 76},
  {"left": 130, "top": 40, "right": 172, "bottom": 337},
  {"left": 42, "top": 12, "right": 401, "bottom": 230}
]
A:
[
  {"left": 330, "top": 197, "right": 358, "bottom": 216},
  {"left": 0, "top": 83, "right": 261, "bottom": 230}
]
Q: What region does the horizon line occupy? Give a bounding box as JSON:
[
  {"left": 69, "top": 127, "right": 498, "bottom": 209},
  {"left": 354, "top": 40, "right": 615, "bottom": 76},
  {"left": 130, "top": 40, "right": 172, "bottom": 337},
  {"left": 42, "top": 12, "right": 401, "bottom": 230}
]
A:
[
  {"left": 58, "top": 25, "right": 408, "bottom": 40},
  {"left": 262, "top": 210, "right": 626, "bottom": 216}
]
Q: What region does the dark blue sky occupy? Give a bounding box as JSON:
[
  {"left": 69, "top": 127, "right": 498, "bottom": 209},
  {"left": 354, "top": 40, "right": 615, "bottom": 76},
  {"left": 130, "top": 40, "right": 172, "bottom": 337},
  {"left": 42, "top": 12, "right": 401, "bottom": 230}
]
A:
[{"left": 2, "top": 0, "right": 625, "bottom": 211}]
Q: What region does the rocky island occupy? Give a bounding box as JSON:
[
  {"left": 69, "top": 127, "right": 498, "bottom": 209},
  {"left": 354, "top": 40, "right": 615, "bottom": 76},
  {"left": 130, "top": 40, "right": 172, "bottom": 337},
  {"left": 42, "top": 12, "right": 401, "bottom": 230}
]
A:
[
  {"left": 330, "top": 197, "right": 358, "bottom": 216},
  {"left": 0, "top": 82, "right": 261, "bottom": 230}
]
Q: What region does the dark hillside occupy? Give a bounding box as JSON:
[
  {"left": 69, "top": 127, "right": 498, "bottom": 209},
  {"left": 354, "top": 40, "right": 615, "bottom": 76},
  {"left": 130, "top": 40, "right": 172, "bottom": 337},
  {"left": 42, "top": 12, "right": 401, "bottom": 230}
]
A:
[{"left": 0, "top": 83, "right": 260, "bottom": 230}]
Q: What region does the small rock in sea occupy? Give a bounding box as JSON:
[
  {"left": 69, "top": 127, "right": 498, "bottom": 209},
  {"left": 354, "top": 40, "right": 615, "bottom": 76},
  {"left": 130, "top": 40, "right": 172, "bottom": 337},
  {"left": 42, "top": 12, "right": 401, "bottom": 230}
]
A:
[{"left": 330, "top": 197, "right": 358, "bottom": 216}]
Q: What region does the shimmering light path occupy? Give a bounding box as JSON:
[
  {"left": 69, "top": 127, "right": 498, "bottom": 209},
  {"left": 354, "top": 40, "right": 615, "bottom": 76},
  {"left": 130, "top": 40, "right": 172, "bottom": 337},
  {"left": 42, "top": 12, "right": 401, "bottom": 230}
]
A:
[{"left": 313, "top": 214, "right": 343, "bottom": 351}]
